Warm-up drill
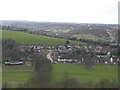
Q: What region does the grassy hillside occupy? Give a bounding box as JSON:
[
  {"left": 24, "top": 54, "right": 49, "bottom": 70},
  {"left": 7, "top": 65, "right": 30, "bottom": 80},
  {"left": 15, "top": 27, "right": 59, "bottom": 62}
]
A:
[
  {"left": 2, "top": 30, "right": 86, "bottom": 45},
  {"left": 72, "top": 34, "right": 109, "bottom": 42}
]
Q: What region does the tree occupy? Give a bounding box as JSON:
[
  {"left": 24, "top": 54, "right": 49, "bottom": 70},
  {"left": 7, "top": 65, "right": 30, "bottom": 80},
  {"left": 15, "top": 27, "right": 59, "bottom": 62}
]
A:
[
  {"left": 31, "top": 47, "right": 34, "bottom": 53},
  {"left": 24, "top": 53, "right": 52, "bottom": 88},
  {"left": 65, "top": 41, "right": 70, "bottom": 45},
  {"left": 83, "top": 52, "right": 96, "bottom": 69},
  {"left": 95, "top": 79, "right": 118, "bottom": 88},
  {"left": 2, "top": 39, "right": 22, "bottom": 61}
]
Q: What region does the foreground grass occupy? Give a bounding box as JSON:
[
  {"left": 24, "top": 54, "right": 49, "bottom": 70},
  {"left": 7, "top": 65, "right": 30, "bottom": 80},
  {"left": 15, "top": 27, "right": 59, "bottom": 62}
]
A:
[
  {"left": 2, "top": 64, "right": 118, "bottom": 88},
  {"left": 3, "top": 72, "right": 31, "bottom": 82},
  {"left": 2, "top": 65, "right": 33, "bottom": 71},
  {"left": 51, "top": 64, "right": 118, "bottom": 84},
  {"left": 2, "top": 30, "right": 86, "bottom": 45},
  {"left": 2, "top": 65, "right": 33, "bottom": 88}
]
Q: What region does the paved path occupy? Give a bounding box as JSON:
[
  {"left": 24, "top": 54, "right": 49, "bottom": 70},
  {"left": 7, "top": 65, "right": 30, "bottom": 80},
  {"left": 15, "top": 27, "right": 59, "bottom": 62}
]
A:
[
  {"left": 107, "top": 30, "right": 115, "bottom": 43},
  {"left": 47, "top": 50, "right": 53, "bottom": 63}
]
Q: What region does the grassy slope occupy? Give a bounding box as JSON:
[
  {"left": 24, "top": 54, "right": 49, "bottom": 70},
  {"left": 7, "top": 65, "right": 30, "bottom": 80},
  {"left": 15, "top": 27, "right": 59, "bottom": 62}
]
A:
[
  {"left": 72, "top": 34, "right": 109, "bottom": 42},
  {"left": 51, "top": 64, "right": 118, "bottom": 84},
  {"left": 2, "top": 30, "right": 86, "bottom": 45}
]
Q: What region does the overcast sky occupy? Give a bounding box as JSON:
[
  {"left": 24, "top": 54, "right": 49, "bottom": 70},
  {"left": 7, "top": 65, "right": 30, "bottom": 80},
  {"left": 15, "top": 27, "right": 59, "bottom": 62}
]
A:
[{"left": 0, "top": 0, "right": 119, "bottom": 24}]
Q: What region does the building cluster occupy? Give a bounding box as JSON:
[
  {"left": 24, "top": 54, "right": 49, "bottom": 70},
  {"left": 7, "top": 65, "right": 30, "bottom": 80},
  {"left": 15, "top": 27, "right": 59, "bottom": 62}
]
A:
[{"left": 17, "top": 43, "right": 119, "bottom": 65}]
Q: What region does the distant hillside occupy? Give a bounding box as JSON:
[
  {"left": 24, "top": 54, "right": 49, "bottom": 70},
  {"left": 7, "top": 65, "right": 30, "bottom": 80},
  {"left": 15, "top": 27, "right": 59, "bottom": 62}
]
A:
[
  {"left": 2, "top": 30, "right": 86, "bottom": 45},
  {"left": 1, "top": 20, "right": 117, "bottom": 43}
]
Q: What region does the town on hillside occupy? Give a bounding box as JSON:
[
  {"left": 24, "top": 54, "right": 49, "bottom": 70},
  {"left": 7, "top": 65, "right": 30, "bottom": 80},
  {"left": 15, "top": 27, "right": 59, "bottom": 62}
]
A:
[{"left": 3, "top": 41, "right": 119, "bottom": 66}]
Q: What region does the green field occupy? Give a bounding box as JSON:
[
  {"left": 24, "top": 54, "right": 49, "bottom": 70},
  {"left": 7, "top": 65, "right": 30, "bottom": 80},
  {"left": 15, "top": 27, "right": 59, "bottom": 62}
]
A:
[
  {"left": 2, "top": 64, "right": 118, "bottom": 88},
  {"left": 51, "top": 64, "right": 118, "bottom": 84},
  {"left": 2, "top": 65, "right": 33, "bottom": 88},
  {"left": 2, "top": 30, "right": 86, "bottom": 45},
  {"left": 72, "top": 34, "right": 109, "bottom": 42},
  {"left": 2, "top": 65, "right": 33, "bottom": 71}
]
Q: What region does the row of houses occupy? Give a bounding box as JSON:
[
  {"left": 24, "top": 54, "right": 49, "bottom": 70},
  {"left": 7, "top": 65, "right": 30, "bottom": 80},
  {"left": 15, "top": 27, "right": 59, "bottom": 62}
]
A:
[
  {"left": 18, "top": 43, "right": 112, "bottom": 53},
  {"left": 56, "top": 56, "right": 119, "bottom": 64},
  {"left": 57, "top": 58, "right": 78, "bottom": 63}
]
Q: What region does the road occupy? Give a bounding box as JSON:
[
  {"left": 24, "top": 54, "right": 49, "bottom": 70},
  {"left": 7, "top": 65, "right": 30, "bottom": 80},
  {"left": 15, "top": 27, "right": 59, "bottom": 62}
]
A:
[
  {"left": 107, "top": 30, "right": 115, "bottom": 43},
  {"left": 47, "top": 50, "right": 53, "bottom": 63}
]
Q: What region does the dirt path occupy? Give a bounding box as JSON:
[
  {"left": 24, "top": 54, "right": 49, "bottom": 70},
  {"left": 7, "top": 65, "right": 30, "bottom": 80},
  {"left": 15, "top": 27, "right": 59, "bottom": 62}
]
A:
[
  {"left": 3, "top": 81, "right": 27, "bottom": 85},
  {"left": 3, "top": 69, "right": 33, "bottom": 72}
]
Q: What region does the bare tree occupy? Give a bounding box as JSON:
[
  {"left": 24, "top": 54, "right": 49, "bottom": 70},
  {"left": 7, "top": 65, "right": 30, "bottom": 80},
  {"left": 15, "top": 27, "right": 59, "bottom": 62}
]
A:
[{"left": 83, "top": 52, "right": 96, "bottom": 69}]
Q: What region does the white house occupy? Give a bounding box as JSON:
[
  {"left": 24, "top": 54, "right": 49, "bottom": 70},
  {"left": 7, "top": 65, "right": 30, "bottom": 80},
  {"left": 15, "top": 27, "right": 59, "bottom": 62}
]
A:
[{"left": 110, "top": 57, "right": 113, "bottom": 63}]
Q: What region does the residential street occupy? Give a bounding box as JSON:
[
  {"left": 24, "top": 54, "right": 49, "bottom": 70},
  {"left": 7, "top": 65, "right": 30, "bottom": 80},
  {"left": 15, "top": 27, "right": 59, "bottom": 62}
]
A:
[
  {"left": 47, "top": 50, "right": 53, "bottom": 63},
  {"left": 107, "top": 30, "right": 115, "bottom": 43}
]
